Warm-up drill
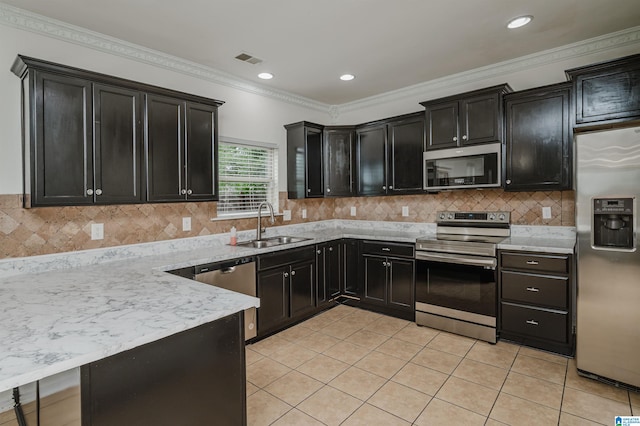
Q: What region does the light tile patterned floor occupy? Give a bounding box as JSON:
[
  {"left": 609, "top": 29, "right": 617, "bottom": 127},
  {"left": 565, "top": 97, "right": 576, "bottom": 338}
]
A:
[{"left": 246, "top": 304, "right": 638, "bottom": 426}]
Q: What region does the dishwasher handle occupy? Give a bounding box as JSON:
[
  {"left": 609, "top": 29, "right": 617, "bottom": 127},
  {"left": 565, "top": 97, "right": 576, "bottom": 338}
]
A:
[{"left": 220, "top": 266, "right": 236, "bottom": 274}]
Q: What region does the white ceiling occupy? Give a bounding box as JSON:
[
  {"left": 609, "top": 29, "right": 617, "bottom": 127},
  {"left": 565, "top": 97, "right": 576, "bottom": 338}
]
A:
[{"left": 2, "top": 0, "right": 640, "bottom": 105}]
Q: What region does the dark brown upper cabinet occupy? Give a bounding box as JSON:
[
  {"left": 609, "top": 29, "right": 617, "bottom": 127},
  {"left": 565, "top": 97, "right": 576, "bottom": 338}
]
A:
[
  {"left": 566, "top": 53, "right": 640, "bottom": 128},
  {"left": 356, "top": 113, "right": 425, "bottom": 196},
  {"left": 146, "top": 95, "right": 218, "bottom": 202},
  {"left": 421, "top": 84, "right": 512, "bottom": 150},
  {"left": 11, "top": 55, "right": 222, "bottom": 207},
  {"left": 323, "top": 126, "right": 356, "bottom": 197},
  {"left": 504, "top": 82, "right": 572, "bottom": 191},
  {"left": 285, "top": 121, "right": 324, "bottom": 199}
]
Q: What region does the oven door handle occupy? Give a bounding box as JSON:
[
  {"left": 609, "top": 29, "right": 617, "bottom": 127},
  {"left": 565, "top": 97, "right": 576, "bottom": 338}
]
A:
[{"left": 415, "top": 251, "right": 497, "bottom": 269}]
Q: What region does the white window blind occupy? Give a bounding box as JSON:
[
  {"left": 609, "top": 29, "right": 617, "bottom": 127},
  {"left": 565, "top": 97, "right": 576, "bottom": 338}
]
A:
[{"left": 217, "top": 141, "right": 278, "bottom": 216}]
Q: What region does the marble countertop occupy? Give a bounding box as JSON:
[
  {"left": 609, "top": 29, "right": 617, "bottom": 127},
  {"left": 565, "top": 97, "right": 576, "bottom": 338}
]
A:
[{"left": 0, "top": 219, "right": 575, "bottom": 392}]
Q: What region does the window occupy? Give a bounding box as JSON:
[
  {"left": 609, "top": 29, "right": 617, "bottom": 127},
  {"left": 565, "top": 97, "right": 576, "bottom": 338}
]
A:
[{"left": 217, "top": 140, "right": 278, "bottom": 217}]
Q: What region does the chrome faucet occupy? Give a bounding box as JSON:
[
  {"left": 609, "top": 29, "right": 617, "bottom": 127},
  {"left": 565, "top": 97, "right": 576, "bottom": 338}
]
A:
[{"left": 256, "top": 202, "right": 275, "bottom": 241}]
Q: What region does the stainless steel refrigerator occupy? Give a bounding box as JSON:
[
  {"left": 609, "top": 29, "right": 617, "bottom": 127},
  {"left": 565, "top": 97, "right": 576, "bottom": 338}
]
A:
[{"left": 576, "top": 125, "right": 640, "bottom": 389}]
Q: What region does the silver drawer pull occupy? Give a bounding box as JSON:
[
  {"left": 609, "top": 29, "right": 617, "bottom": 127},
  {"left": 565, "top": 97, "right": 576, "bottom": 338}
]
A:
[
  {"left": 526, "top": 320, "right": 539, "bottom": 326},
  {"left": 382, "top": 247, "right": 391, "bottom": 252},
  {"left": 526, "top": 287, "right": 540, "bottom": 292},
  {"left": 526, "top": 260, "right": 539, "bottom": 265}
]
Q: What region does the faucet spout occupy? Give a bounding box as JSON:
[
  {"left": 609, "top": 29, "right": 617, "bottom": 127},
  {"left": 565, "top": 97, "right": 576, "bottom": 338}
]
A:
[{"left": 256, "top": 202, "right": 275, "bottom": 241}]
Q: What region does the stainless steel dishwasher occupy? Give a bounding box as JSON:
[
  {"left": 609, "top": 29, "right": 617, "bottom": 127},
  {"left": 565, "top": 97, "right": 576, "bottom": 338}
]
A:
[{"left": 194, "top": 257, "right": 257, "bottom": 340}]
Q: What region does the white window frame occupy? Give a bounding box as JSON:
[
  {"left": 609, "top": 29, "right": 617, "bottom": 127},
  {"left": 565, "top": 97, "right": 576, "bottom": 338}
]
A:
[{"left": 216, "top": 137, "right": 279, "bottom": 219}]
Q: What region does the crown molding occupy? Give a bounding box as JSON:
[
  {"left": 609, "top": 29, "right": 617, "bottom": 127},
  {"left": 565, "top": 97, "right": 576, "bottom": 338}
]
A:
[
  {"left": 337, "top": 25, "right": 640, "bottom": 114},
  {"left": 0, "top": 2, "right": 330, "bottom": 113}
]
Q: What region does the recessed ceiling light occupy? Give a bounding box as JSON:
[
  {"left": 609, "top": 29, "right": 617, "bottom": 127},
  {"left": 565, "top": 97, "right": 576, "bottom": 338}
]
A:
[
  {"left": 340, "top": 74, "right": 355, "bottom": 81},
  {"left": 507, "top": 15, "right": 533, "bottom": 29},
  {"left": 258, "top": 72, "right": 273, "bottom": 80}
]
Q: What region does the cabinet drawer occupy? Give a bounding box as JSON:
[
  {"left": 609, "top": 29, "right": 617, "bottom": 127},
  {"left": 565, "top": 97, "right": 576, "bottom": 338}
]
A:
[
  {"left": 501, "top": 303, "right": 568, "bottom": 343},
  {"left": 501, "top": 252, "right": 568, "bottom": 274},
  {"left": 361, "top": 241, "right": 414, "bottom": 258},
  {"left": 501, "top": 271, "right": 568, "bottom": 309},
  {"left": 258, "top": 246, "right": 315, "bottom": 271}
]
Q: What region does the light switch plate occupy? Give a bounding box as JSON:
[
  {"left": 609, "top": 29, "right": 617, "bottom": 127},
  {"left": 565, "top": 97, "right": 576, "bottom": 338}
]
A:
[
  {"left": 350, "top": 206, "right": 356, "bottom": 216},
  {"left": 402, "top": 206, "right": 409, "bottom": 217},
  {"left": 91, "top": 223, "right": 104, "bottom": 240},
  {"left": 182, "top": 217, "right": 191, "bottom": 231},
  {"left": 283, "top": 210, "right": 292, "bottom": 221},
  {"left": 542, "top": 206, "right": 552, "bottom": 219},
  {"left": 301, "top": 209, "right": 307, "bottom": 219}
]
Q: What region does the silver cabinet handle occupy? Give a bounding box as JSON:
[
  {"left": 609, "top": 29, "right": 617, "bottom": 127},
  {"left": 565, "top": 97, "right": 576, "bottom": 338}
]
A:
[
  {"left": 526, "top": 320, "right": 539, "bottom": 326},
  {"left": 283, "top": 272, "right": 289, "bottom": 278},
  {"left": 382, "top": 247, "right": 391, "bottom": 252},
  {"left": 526, "top": 260, "right": 539, "bottom": 265},
  {"left": 307, "top": 188, "right": 311, "bottom": 193},
  {"left": 187, "top": 189, "right": 193, "bottom": 195},
  {"left": 506, "top": 179, "right": 512, "bottom": 185},
  {"left": 86, "top": 189, "right": 94, "bottom": 195},
  {"left": 382, "top": 261, "right": 387, "bottom": 267},
  {"left": 389, "top": 185, "right": 393, "bottom": 190},
  {"left": 526, "top": 287, "right": 540, "bottom": 292},
  {"left": 462, "top": 135, "right": 467, "bottom": 140},
  {"left": 327, "top": 188, "right": 331, "bottom": 193},
  {"left": 95, "top": 189, "right": 102, "bottom": 196},
  {"left": 382, "top": 185, "right": 386, "bottom": 190},
  {"left": 317, "top": 250, "right": 322, "bottom": 255},
  {"left": 329, "top": 247, "right": 333, "bottom": 252},
  {"left": 453, "top": 136, "right": 458, "bottom": 142},
  {"left": 181, "top": 189, "right": 187, "bottom": 195},
  {"left": 291, "top": 270, "right": 296, "bottom": 276}
]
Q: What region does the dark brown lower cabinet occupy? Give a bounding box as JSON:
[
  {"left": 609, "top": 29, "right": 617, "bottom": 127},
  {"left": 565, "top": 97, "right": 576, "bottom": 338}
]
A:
[
  {"left": 81, "top": 312, "right": 246, "bottom": 425},
  {"left": 316, "top": 241, "right": 341, "bottom": 308}
]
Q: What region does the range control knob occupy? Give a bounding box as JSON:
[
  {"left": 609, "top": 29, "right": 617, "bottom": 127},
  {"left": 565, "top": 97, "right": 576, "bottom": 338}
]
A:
[
  {"left": 439, "top": 213, "right": 446, "bottom": 220},
  {"left": 498, "top": 213, "right": 506, "bottom": 221},
  {"left": 488, "top": 213, "right": 496, "bottom": 221},
  {"left": 448, "top": 213, "right": 454, "bottom": 220}
]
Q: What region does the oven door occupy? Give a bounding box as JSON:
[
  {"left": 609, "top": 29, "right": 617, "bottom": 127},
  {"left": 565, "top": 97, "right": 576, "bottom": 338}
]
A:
[{"left": 415, "top": 252, "right": 497, "bottom": 319}]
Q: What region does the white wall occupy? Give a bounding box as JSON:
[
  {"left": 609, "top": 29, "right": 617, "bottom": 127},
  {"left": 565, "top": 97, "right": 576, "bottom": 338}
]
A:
[{"left": 0, "top": 24, "right": 329, "bottom": 194}]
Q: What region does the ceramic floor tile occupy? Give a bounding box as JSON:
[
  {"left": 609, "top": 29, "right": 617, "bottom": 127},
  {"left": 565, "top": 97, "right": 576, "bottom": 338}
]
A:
[
  {"left": 426, "top": 332, "right": 476, "bottom": 357},
  {"left": 246, "top": 390, "right": 292, "bottom": 426},
  {"left": 435, "top": 376, "right": 499, "bottom": 416},
  {"left": 391, "top": 362, "right": 449, "bottom": 396},
  {"left": 297, "top": 386, "right": 362, "bottom": 426},
  {"left": 246, "top": 357, "right": 292, "bottom": 388},
  {"left": 302, "top": 314, "right": 337, "bottom": 331},
  {"left": 375, "top": 337, "right": 422, "bottom": 361},
  {"left": 319, "top": 304, "right": 357, "bottom": 321},
  {"left": 494, "top": 340, "right": 521, "bottom": 354},
  {"left": 249, "top": 334, "right": 293, "bottom": 356},
  {"left": 565, "top": 359, "right": 630, "bottom": 404},
  {"left": 322, "top": 340, "right": 371, "bottom": 365},
  {"left": 296, "top": 354, "right": 350, "bottom": 383},
  {"left": 490, "top": 392, "right": 559, "bottom": 426},
  {"left": 363, "top": 316, "right": 410, "bottom": 336},
  {"left": 562, "top": 387, "right": 632, "bottom": 425},
  {"left": 270, "top": 408, "right": 324, "bottom": 426},
  {"left": 519, "top": 346, "right": 569, "bottom": 365},
  {"left": 269, "top": 344, "right": 318, "bottom": 369},
  {"left": 511, "top": 354, "right": 567, "bottom": 385},
  {"left": 414, "top": 398, "right": 486, "bottom": 426},
  {"left": 344, "top": 309, "right": 383, "bottom": 325},
  {"left": 558, "top": 412, "right": 604, "bottom": 426},
  {"left": 354, "top": 350, "right": 407, "bottom": 379},
  {"left": 341, "top": 403, "right": 410, "bottom": 426},
  {"left": 452, "top": 358, "right": 508, "bottom": 391},
  {"left": 412, "top": 347, "right": 462, "bottom": 375},
  {"left": 368, "top": 381, "right": 432, "bottom": 423},
  {"left": 245, "top": 347, "right": 264, "bottom": 366},
  {"left": 632, "top": 391, "right": 640, "bottom": 415},
  {"left": 296, "top": 331, "right": 341, "bottom": 353},
  {"left": 246, "top": 381, "right": 259, "bottom": 396},
  {"left": 346, "top": 329, "right": 389, "bottom": 350},
  {"left": 277, "top": 323, "right": 314, "bottom": 342},
  {"left": 319, "top": 319, "right": 362, "bottom": 339},
  {"left": 485, "top": 420, "right": 509, "bottom": 426},
  {"left": 465, "top": 341, "right": 518, "bottom": 370},
  {"left": 501, "top": 371, "right": 564, "bottom": 410},
  {"left": 328, "top": 366, "right": 387, "bottom": 401},
  {"left": 264, "top": 370, "right": 324, "bottom": 406},
  {"left": 393, "top": 323, "right": 439, "bottom": 346}
]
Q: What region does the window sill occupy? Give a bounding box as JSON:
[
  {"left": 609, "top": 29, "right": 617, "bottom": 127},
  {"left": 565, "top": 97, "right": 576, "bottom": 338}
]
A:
[{"left": 211, "top": 212, "right": 283, "bottom": 222}]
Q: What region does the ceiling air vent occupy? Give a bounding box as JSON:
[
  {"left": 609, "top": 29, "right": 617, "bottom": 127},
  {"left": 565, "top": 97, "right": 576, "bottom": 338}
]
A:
[{"left": 235, "top": 53, "right": 263, "bottom": 65}]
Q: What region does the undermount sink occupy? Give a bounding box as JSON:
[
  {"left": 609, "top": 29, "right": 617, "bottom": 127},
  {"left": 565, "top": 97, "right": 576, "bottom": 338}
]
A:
[{"left": 235, "top": 236, "right": 312, "bottom": 249}]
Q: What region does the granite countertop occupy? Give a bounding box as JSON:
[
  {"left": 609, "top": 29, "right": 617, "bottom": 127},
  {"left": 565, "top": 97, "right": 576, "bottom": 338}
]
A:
[{"left": 498, "top": 236, "right": 576, "bottom": 254}]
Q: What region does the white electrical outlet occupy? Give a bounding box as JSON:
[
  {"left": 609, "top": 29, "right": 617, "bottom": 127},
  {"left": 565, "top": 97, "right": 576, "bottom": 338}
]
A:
[
  {"left": 402, "top": 206, "right": 409, "bottom": 217},
  {"left": 350, "top": 206, "right": 356, "bottom": 216},
  {"left": 91, "top": 223, "right": 104, "bottom": 240},
  {"left": 283, "top": 210, "right": 292, "bottom": 221},
  {"left": 301, "top": 209, "right": 307, "bottom": 219},
  {"left": 182, "top": 217, "right": 191, "bottom": 231},
  {"left": 542, "top": 206, "right": 552, "bottom": 219}
]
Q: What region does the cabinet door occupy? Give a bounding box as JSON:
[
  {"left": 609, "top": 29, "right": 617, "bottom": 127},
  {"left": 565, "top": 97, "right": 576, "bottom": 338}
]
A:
[
  {"left": 324, "top": 128, "right": 355, "bottom": 196},
  {"left": 342, "top": 239, "right": 360, "bottom": 297},
  {"left": 185, "top": 102, "right": 217, "bottom": 201},
  {"left": 426, "top": 101, "right": 458, "bottom": 150},
  {"left": 387, "top": 116, "right": 425, "bottom": 194},
  {"left": 362, "top": 255, "right": 388, "bottom": 305},
  {"left": 460, "top": 92, "right": 501, "bottom": 145},
  {"left": 388, "top": 258, "right": 415, "bottom": 311},
  {"left": 93, "top": 84, "right": 143, "bottom": 204},
  {"left": 290, "top": 260, "right": 316, "bottom": 319},
  {"left": 505, "top": 84, "right": 571, "bottom": 191},
  {"left": 33, "top": 71, "right": 93, "bottom": 205},
  {"left": 257, "top": 266, "right": 289, "bottom": 335},
  {"left": 356, "top": 124, "right": 387, "bottom": 195},
  {"left": 146, "top": 94, "right": 185, "bottom": 202},
  {"left": 306, "top": 127, "right": 324, "bottom": 197}
]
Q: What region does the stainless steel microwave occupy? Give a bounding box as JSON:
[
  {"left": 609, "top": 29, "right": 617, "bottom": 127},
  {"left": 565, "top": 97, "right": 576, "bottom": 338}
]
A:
[{"left": 423, "top": 143, "right": 501, "bottom": 191}]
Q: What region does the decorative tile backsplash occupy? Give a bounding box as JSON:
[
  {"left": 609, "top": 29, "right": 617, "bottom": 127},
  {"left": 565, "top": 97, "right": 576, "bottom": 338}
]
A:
[{"left": 0, "top": 190, "right": 574, "bottom": 258}]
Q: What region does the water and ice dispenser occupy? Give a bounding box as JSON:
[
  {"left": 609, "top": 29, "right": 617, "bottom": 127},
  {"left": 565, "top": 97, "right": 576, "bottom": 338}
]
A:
[{"left": 592, "top": 197, "right": 635, "bottom": 250}]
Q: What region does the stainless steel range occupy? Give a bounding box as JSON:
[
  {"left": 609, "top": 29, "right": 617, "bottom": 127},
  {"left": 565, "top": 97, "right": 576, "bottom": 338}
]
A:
[{"left": 415, "top": 211, "right": 510, "bottom": 343}]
